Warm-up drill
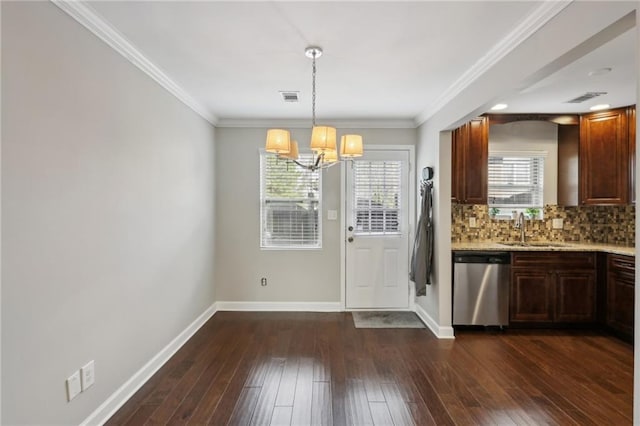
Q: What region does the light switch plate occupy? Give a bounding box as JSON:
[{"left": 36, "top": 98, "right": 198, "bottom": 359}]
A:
[
  {"left": 469, "top": 217, "right": 477, "bottom": 228},
  {"left": 327, "top": 210, "right": 338, "bottom": 221},
  {"left": 81, "top": 360, "right": 95, "bottom": 391},
  {"left": 66, "top": 371, "right": 81, "bottom": 401},
  {"left": 552, "top": 218, "right": 563, "bottom": 229}
]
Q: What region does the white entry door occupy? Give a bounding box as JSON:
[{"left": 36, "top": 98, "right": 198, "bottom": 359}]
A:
[{"left": 345, "top": 149, "right": 411, "bottom": 309}]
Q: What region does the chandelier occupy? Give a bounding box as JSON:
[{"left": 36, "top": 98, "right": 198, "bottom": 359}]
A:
[{"left": 265, "top": 46, "right": 364, "bottom": 171}]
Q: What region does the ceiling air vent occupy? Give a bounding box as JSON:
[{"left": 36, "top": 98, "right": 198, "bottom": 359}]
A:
[
  {"left": 280, "top": 91, "right": 299, "bottom": 103},
  {"left": 565, "top": 91, "right": 607, "bottom": 103}
]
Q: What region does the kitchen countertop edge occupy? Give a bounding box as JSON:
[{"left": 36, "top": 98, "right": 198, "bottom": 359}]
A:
[{"left": 452, "top": 242, "right": 635, "bottom": 257}]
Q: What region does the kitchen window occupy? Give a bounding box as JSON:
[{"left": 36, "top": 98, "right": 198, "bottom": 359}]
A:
[
  {"left": 488, "top": 151, "right": 545, "bottom": 219},
  {"left": 260, "top": 152, "right": 321, "bottom": 248}
]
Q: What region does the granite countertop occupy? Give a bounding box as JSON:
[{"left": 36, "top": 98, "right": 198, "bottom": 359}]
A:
[{"left": 452, "top": 241, "right": 635, "bottom": 256}]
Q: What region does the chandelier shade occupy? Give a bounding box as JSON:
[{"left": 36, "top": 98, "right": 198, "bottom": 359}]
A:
[
  {"left": 280, "top": 140, "right": 299, "bottom": 160},
  {"left": 265, "top": 129, "right": 291, "bottom": 154},
  {"left": 323, "top": 149, "right": 338, "bottom": 163},
  {"left": 340, "top": 134, "right": 364, "bottom": 158},
  {"left": 310, "top": 125, "right": 337, "bottom": 153}
]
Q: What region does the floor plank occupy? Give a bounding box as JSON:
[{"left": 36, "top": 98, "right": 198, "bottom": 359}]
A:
[
  {"left": 269, "top": 406, "right": 292, "bottom": 426},
  {"left": 105, "top": 312, "right": 634, "bottom": 426},
  {"left": 311, "top": 381, "right": 332, "bottom": 426}
]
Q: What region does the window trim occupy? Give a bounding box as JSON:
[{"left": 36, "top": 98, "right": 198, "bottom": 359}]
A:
[{"left": 259, "top": 149, "right": 323, "bottom": 250}]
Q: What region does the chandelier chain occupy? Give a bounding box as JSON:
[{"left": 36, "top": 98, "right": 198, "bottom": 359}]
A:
[{"left": 311, "top": 51, "right": 317, "bottom": 127}]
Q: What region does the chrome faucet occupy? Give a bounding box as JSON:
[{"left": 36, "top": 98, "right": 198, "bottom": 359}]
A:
[{"left": 515, "top": 212, "right": 526, "bottom": 244}]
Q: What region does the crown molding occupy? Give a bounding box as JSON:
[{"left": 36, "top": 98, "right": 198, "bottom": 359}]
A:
[
  {"left": 51, "top": 0, "right": 218, "bottom": 126},
  {"left": 415, "top": 0, "right": 573, "bottom": 126},
  {"left": 216, "top": 118, "right": 417, "bottom": 129}
]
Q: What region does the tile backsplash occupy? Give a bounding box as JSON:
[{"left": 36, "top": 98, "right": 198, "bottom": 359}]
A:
[{"left": 451, "top": 204, "right": 635, "bottom": 246}]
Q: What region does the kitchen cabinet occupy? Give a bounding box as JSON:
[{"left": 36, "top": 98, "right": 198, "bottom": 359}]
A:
[
  {"left": 510, "top": 252, "right": 597, "bottom": 324},
  {"left": 606, "top": 254, "right": 635, "bottom": 342},
  {"left": 579, "top": 107, "right": 631, "bottom": 205},
  {"left": 557, "top": 124, "right": 580, "bottom": 206},
  {"left": 629, "top": 107, "right": 636, "bottom": 204},
  {"left": 451, "top": 116, "right": 488, "bottom": 204}
]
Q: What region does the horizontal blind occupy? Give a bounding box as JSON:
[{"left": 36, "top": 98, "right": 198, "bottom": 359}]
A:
[
  {"left": 260, "top": 153, "right": 321, "bottom": 248},
  {"left": 352, "top": 160, "right": 401, "bottom": 235},
  {"left": 488, "top": 154, "right": 544, "bottom": 208}
]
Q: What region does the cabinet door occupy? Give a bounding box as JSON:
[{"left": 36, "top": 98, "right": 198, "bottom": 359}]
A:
[
  {"left": 451, "top": 117, "right": 488, "bottom": 204},
  {"left": 510, "top": 268, "right": 553, "bottom": 323},
  {"left": 629, "top": 106, "right": 636, "bottom": 205},
  {"left": 451, "top": 126, "right": 464, "bottom": 203},
  {"left": 555, "top": 270, "right": 596, "bottom": 323},
  {"left": 607, "top": 254, "right": 635, "bottom": 340},
  {"left": 463, "top": 117, "right": 488, "bottom": 204},
  {"left": 580, "top": 108, "right": 629, "bottom": 204}
]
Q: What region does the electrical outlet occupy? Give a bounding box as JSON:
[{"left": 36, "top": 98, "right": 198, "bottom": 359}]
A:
[
  {"left": 81, "top": 360, "right": 95, "bottom": 391},
  {"left": 261, "top": 277, "right": 267, "bottom": 286},
  {"left": 552, "top": 218, "right": 563, "bottom": 229},
  {"left": 66, "top": 371, "right": 81, "bottom": 401},
  {"left": 469, "top": 217, "right": 477, "bottom": 228}
]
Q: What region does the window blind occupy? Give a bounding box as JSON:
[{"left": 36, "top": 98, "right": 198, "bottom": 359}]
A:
[
  {"left": 488, "top": 153, "right": 544, "bottom": 208},
  {"left": 352, "top": 160, "right": 401, "bottom": 234},
  {"left": 260, "top": 153, "right": 321, "bottom": 248}
]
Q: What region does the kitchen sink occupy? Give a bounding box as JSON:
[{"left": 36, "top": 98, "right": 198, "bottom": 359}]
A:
[{"left": 499, "top": 242, "right": 568, "bottom": 248}]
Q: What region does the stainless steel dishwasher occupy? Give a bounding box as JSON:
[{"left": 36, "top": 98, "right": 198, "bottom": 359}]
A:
[{"left": 453, "top": 251, "right": 510, "bottom": 326}]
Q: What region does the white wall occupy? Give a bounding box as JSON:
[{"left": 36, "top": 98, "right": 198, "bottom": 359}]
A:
[
  {"left": 489, "top": 121, "right": 559, "bottom": 205},
  {"left": 415, "top": 1, "right": 638, "bottom": 335},
  {"left": 1, "top": 3, "right": 216, "bottom": 424},
  {"left": 214, "top": 127, "right": 416, "bottom": 305}
]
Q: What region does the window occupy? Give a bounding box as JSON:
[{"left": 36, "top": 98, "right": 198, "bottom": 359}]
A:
[
  {"left": 352, "top": 160, "right": 401, "bottom": 234},
  {"left": 488, "top": 151, "right": 545, "bottom": 217},
  {"left": 260, "top": 152, "right": 321, "bottom": 248}
]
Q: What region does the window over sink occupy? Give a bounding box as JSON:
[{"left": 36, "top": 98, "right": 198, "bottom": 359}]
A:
[{"left": 488, "top": 150, "right": 546, "bottom": 219}]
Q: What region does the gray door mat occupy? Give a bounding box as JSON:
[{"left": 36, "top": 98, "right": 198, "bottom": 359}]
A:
[{"left": 352, "top": 311, "right": 425, "bottom": 328}]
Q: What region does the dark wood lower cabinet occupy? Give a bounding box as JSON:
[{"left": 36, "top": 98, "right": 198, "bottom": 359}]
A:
[
  {"left": 607, "top": 254, "right": 635, "bottom": 342},
  {"left": 510, "top": 252, "right": 597, "bottom": 325},
  {"left": 555, "top": 271, "right": 597, "bottom": 323},
  {"left": 510, "top": 269, "right": 553, "bottom": 323}
]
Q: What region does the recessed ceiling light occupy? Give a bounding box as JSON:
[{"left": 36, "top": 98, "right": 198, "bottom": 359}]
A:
[
  {"left": 589, "top": 104, "right": 610, "bottom": 111},
  {"left": 490, "top": 103, "right": 508, "bottom": 111},
  {"left": 588, "top": 67, "right": 612, "bottom": 77}
]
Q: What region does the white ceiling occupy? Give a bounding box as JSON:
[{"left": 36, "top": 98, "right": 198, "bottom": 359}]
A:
[
  {"left": 496, "top": 26, "right": 637, "bottom": 113},
  {"left": 82, "top": 1, "right": 636, "bottom": 124}
]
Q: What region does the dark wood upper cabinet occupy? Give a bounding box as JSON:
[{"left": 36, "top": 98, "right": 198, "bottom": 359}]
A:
[
  {"left": 629, "top": 106, "right": 636, "bottom": 204},
  {"left": 579, "top": 107, "right": 629, "bottom": 205},
  {"left": 451, "top": 117, "right": 488, "bottom": 204},
  {"left": 557, "top": 124, "right": 580, "bottom": 206}
]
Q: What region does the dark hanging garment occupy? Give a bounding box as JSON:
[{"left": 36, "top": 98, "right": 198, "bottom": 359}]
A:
[{"left": 410, "top": 181, "right": 433, "bottom": 296}]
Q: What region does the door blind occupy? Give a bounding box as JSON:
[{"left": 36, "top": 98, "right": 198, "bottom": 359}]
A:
[
  {"left": 488, "top": 153, "right": 544, "bottom": 207},
  {"left": 352, "top": 160, "right": 402, "bottom": 234},
  {"left": 260, "top": 153, "right": 321, "bottom": 248}
]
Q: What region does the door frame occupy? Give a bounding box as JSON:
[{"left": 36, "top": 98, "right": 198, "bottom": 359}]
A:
[{"left": 340, "top": 144, "right": 416, "bottom": 310}]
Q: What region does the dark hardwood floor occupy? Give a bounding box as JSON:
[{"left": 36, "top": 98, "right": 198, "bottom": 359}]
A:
[{"left": 106, "top": 312, "right": 633, "bottom": 425}]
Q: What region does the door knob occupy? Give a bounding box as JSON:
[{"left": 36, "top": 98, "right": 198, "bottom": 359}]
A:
[
  {"left": 348, "top": 226, "right": 354, "bottom": 231},
  {"left": 348, "top": 237, "right": 354, "bottom": 243}
]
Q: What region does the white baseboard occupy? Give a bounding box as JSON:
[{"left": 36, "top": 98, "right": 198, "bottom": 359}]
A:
[
  {"left": 216, "top": 301, "right": 342, "bottom": 312},
  {"left": 414, "top": 303, "right": 455, "bottom": 339},
  {"left": 80, "top": 303, "right": 218, "bottom": 426}
]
